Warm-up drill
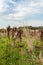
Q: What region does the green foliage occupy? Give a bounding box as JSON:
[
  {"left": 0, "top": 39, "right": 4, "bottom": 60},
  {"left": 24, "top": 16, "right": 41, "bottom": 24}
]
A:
[
  {"left": 0, "top": 36, "right": 42, "bottom": 65},
  {"left": 33, "top": 39, "right": 41, "bottom": 57},
  {"left": 33, "top": 39, "right": 41, "bottom": 46}
]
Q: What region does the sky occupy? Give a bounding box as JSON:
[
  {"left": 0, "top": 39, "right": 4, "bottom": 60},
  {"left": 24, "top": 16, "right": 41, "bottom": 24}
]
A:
[{"left": 0, "top": 0, "right": 43, "bottom": 28}]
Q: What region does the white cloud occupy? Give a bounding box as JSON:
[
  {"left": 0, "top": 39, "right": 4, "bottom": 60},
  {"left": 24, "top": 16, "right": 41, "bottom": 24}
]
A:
[
  {"left": 0, "top": 0, "right": 7, "bottom": 13},
  {"left": 0, "top": 0, "right": 43, "bottom": 14},
  {"left": 0, "top": 0, "right": 43, "bottom": 27},
  {"left": 5, "top": 0, "right": 43, "bottom": 20},
  {"left": 3, "top": 4, "right": 27, "bottom": 21}
]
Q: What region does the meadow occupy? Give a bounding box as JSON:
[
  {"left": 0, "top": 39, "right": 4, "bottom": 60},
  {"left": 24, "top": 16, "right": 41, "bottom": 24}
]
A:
[{"left": 0, "top": 26, "right": 43, "bottom": 65}]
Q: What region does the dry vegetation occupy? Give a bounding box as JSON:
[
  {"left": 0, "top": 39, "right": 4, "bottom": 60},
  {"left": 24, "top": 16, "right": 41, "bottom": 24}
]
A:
[{"left": 0, "top": 26, "right": 43, "bottom": 65}]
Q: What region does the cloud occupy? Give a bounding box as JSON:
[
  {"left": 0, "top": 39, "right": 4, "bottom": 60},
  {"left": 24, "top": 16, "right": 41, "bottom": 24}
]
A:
[
  {"left": 4, "top": 5, "right": 27, "bottom": 21},
  {"left": 0, "top": 0, "right": 7, "bottom": 13},
  {"left": 0, "top": 0, "right": 43, "bottom": 27},
  {"left": 3, "top": 0, "right": 43, "bottom": 20}
]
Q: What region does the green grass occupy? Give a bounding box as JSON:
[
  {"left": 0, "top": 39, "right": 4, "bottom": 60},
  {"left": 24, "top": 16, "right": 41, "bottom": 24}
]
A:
[
  {"left": 33, "top": 39, "right": 41, "bottom": 46},
  {"left": 0, "top": 36, "right": 43, "bottom": 65}
]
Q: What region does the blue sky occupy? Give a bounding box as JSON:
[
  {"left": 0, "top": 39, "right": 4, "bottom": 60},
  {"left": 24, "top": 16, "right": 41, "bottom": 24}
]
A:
[{"left": 0, "top": 0, "right": 43, "bottom": 28}]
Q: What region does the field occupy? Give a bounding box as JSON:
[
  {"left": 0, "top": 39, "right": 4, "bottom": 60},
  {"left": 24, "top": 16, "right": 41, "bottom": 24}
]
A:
[{"left": 0, "top": 26, "right": 43, "bottom": 65}]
